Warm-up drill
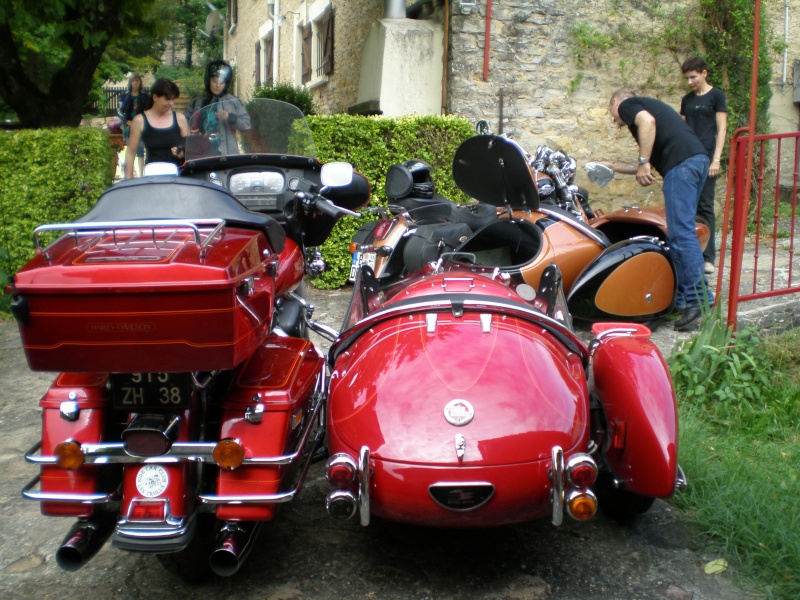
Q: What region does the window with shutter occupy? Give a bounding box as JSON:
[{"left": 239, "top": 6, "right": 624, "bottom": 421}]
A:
[
  {"left": 265, "top": 32, "right": 274, "bottom": 85},
  {"left": 255, "top": 40, "right": 261, "bottom": 86},
  {"left": 320, "top": 7, "right": 334, "bottom": 76},
  {"left": 302, "top": 23, "right": 312, "bottom": 84}
]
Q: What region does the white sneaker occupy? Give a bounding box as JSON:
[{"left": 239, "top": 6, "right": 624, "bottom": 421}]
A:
[{"left": 704, "top": 261, "right": 716, "bottom": 274}]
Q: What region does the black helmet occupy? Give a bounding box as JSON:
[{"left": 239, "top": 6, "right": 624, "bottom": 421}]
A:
[
  {"left": 403, "top": 159, "right": 435, "bottom": 199},
  {"left": 205, "top": 60, "right": 233, "bottom": 96}
]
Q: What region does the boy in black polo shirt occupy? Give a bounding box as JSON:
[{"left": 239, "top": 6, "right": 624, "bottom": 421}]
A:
[{"left": 680, "top": 57, "right": 728, "bottom": 275}]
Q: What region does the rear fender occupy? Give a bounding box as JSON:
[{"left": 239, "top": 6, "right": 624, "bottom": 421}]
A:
[
  {"left": 593, "top": 207, "right": 709, "bottom": 251},
  {"left": 567, "top": 238, "right": 675, "bottom": 321},
  {"left": 589, "top": 323, "right": 677, "bottom": 497}
]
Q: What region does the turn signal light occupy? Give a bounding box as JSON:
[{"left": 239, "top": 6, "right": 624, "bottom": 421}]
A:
[
  {"left": 326, "top": 453, "right": 357, "bottom": 488},
  {"left": 213, "top": 438, "right": 245, "bottom": 470},
  {"left": 566, "top": 489, "right": 598, "bottom": 521},
  {"left": 54, "top": 440, "right": 84, "bottom": 470},
  {"left": 566, "top": 454, "right": 598, "bottom": 487},
  {"left": 349, "top": 241, "right": 360, "bottom": 254}
]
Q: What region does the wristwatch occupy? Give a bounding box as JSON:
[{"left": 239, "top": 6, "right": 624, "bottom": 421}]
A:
[{"left": 638, "top": 157, "right": 650, "bottom": 165}]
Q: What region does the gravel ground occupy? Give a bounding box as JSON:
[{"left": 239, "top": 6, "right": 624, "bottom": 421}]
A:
[{"left": 0, "top": 282, "right": 781, "bottom": 599}]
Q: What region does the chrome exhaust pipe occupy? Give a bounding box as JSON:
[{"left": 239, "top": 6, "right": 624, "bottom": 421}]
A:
[
  {"left": 56, "top": 516, "right": 115, "bottom": 571},
  {"left": 208, "top": 521, "right": 262, "bottom": 577}
]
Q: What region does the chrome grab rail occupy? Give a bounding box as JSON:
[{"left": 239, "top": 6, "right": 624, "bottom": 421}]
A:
[{"left": 34, "top": 219, "right": 226, "bottom": 260}]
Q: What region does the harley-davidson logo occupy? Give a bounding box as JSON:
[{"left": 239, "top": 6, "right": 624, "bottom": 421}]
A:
[
  {"left": 87, "top": 322, "right": 155, "bottom": 333},
  {"left": 443, "top": 399, "right": 474, "bottom": 426}
]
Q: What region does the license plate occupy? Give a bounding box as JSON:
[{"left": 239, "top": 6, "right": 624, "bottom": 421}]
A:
[
  {"left": 110, "top": 373, "right": 193, "bottom": 410},
  {"left": 349, "top": 251, "right": 377, "bottom": 281}
]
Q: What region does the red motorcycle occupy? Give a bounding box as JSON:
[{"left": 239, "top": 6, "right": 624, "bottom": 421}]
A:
[
  {"left": 324, "top": 133, "right": 686, "bottom": 529},
  {"left": 350, "top": 132, "right": 709, "bottom": 323},
  {"left": 9, "top": 99, "right": 368, "bottom": 579}
]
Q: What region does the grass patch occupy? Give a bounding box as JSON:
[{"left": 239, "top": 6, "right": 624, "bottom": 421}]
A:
[{"left": 669, "top": 309, "right": 800, "bottom": 599}]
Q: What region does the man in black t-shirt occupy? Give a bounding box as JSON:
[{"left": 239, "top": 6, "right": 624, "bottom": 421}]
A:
[
  {"left": 600, "top": 88, "right": 713, "bottom": 331},
  {"left": 681, "top": 57, "right": 728, "bottom": 275}
]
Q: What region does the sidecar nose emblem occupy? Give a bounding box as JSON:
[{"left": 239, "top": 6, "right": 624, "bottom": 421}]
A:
[{"left": 444, "top": 399, "right": 474, "bottom": 426}]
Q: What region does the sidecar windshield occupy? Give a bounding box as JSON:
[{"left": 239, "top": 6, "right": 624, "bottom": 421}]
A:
[{"left": 185, "top": 98, "right": 316, "bottom": 162}]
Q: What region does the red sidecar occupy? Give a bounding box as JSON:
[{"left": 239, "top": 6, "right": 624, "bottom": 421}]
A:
[
  {"left": 325, "top": 264, "right": 683, "bottom": 527},
  {"left": 325, "top": 129, "right": 686, "bottom": 529}
]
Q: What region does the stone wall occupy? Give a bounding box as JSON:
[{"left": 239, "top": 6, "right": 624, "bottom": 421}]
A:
[{"left": 446, "top": 0, "right": 800, "bottom": 210}]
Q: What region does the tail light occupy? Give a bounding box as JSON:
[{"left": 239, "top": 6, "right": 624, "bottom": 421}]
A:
[
  {"left": 128, "top": 498, "right": 167, "bottom": 521},
  {"left": 566, "top": 454, "right": 598, "bottom": 487},
  {"left": 54, "top": 440, "right": 84, "bottom": 470},
  {"left": 566, "top": 489, "right": 598, "bottom": 521},
  {"left": 326, "top": 453, "right": 357, "bottom": 488},
  {"left": 214, "top": 438, "right": 245, "bottom": 470},
  {"left": 122, "top": 414, "right": 179, "bottom": 457},
  {"left": 326, "top": 490, "right": 358, "bottom": 520},
  {"left": 373, "top": 219, "right": 395, "bottom": 240}
]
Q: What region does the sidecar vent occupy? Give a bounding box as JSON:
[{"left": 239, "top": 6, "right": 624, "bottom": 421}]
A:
[{"left": 429, "top": 482, "right": 494, "bottom": 511}]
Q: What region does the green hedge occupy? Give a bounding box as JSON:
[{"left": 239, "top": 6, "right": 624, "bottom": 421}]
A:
[
  {"left": 308, "top": 114, "right": 474, "bottom": 288},
  {"left": 0, "top": 115, "right": 474, "bottom": 308},
  {"left": 0, "top": 128, "right": 114, "bottom": 303}
]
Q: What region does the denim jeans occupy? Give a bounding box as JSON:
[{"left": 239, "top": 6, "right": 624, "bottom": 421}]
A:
[{"left": 662, "top": 153, "right": 714, "bottom": 309}]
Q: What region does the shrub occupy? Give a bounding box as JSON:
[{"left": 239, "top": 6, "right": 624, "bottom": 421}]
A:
[
  {"left": 308, "top": 113, "right": 474, "bottom": 288},
  {"left": 0, "top": 128, "right": 113, "bottom": 291},
  {"left": 252, "top": 82, "right": 317, "bottom": 115}
]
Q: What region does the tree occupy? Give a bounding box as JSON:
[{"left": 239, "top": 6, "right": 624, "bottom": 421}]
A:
[{"left": 0, "top": 0, "right": 160, "bottom": 128}]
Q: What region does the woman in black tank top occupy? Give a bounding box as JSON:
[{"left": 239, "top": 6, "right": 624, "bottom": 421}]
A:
[{"left": 124, "top": 79, "right": 190, "bottom": 179}]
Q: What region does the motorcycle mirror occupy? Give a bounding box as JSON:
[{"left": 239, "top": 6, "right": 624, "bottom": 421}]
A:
[
  {"left": 584, "top": 162, "right": 615, "bottom": 188},
  {"left": 321, "top": 162, "right": 354, "bottom": 188}
]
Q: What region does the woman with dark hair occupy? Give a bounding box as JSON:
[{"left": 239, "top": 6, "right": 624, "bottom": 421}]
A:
[
  {"left": 184, "top": 60, "right": 251, "bottom": 155},
  {"left": 117, "top": 72, "right": 149, "bottom": 177},
  {"left": 124, "top": 79, "right": 190, "bottom": 179}
]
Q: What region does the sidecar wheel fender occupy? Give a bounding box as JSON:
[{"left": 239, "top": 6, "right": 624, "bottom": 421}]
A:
[
  {"left": 590, "top": 324, "right": 678, "bottom": 498},
  {"left": 568, "top": 238, "right": 675, "bottom": 321}
]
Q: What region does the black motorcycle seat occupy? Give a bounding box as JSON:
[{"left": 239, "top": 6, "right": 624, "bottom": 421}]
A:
[
  {"left": 78, "top": 177, "right": 286, "bottom": 252},
  {"left": 403, "top": 222, "right": 473, "bottom": 272},
  {"left": 448, "top": 202, "right": 498, "bottom": 230},
  {"left": 396, "top": 192, "right": 452, "bottom": 214}
]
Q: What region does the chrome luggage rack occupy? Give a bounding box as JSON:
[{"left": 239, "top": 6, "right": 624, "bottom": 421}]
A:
[{"left": 34, "top": 218, "right": 226, "bottom": 261}]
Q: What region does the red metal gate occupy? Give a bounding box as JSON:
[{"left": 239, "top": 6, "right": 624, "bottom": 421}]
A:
[{"left": 718, "top": 129, "right": 800, "bottom": 328}]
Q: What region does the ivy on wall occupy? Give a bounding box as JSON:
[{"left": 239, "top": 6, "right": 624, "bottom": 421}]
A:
[{"left": 570, "top": 0, "right": 777, "bottom": 134}]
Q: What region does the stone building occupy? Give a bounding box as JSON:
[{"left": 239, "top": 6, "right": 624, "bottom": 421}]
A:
[{"left": 224, "top": 0, "right": 800, "bottom": 206}]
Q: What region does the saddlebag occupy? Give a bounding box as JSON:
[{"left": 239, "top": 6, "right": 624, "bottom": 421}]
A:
[
  {"left": 213, "top": 336, "right": 325, "bottom": 520},
  {"left": 36, "top": 374, "right": 113, "bottom": 517},
  {"left": 567, "top": 238, "right": 675, "bottom": 321}
]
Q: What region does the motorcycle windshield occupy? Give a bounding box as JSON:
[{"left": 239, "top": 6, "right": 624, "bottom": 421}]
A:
[{"left": 185, "top": 98, "right": 316, "bottom": 161}]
